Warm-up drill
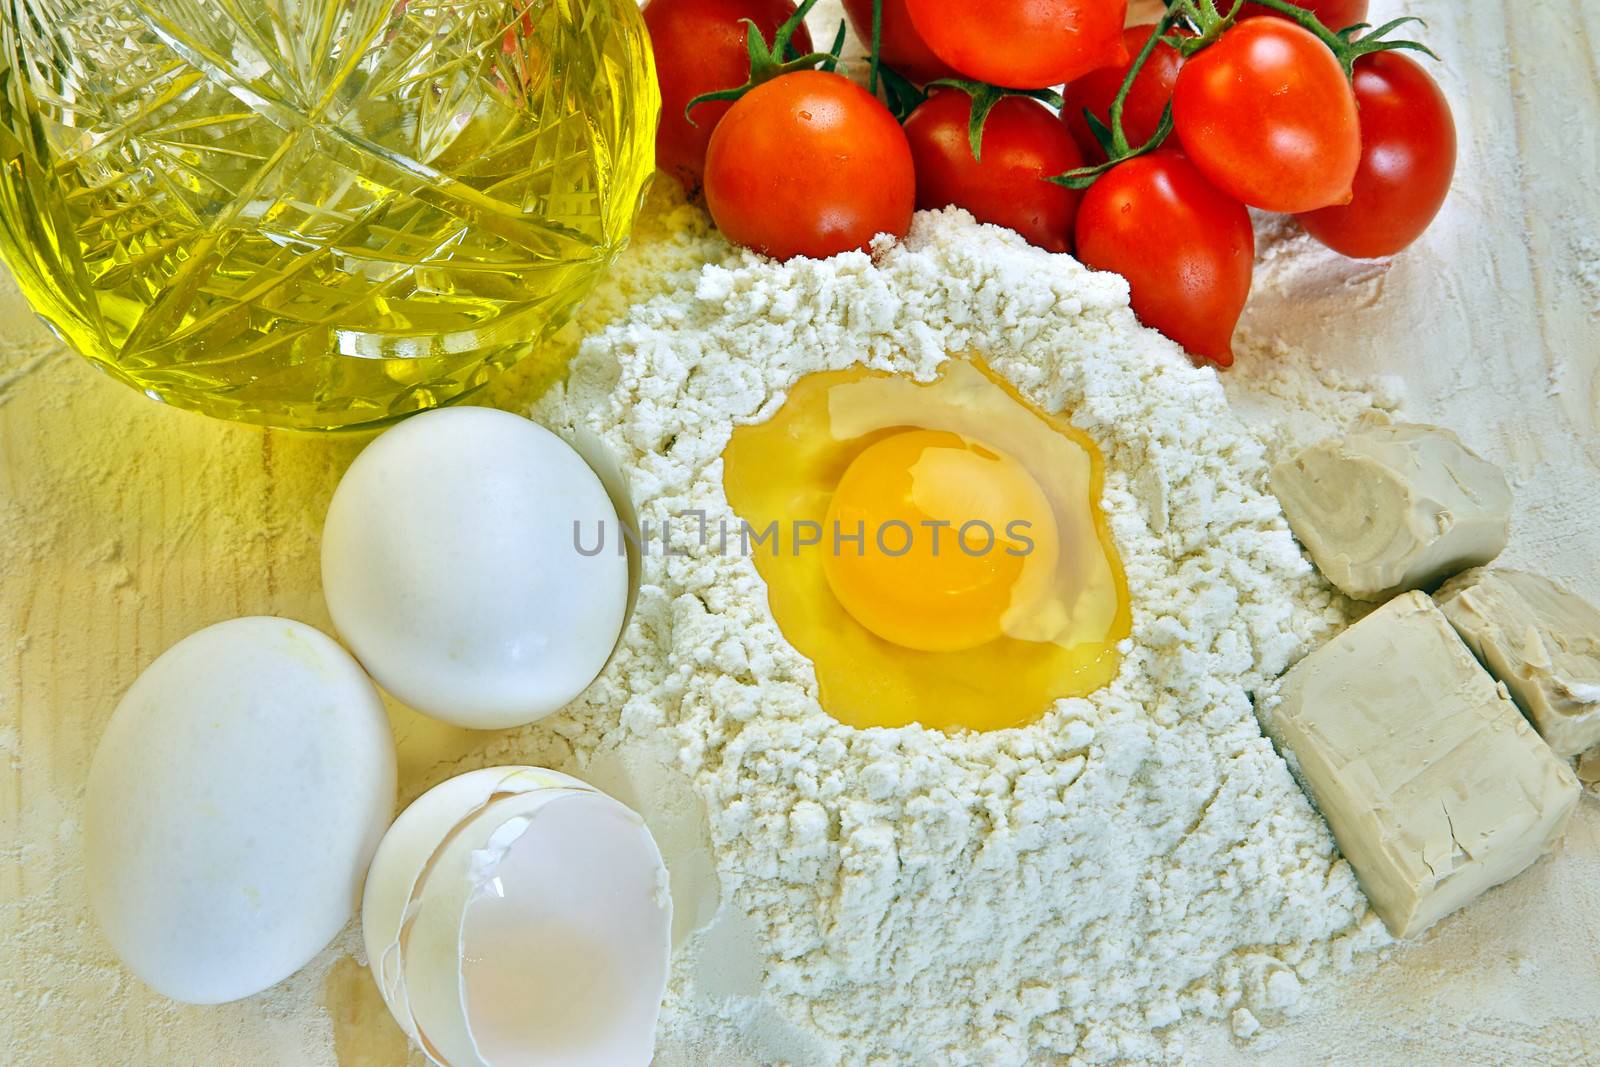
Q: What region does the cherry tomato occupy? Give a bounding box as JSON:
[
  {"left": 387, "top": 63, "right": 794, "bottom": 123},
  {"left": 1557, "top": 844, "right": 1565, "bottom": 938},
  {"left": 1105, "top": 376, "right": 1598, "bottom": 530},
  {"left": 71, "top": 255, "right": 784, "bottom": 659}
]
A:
[
  {"left": 1240, "top": 0, "right": 1370, "bottom": 31},
  {"left": 1296, "top": 52, "right": 1456, "bottom": 258},
  {"left": 1172, "top": 17, "right": 1361, "bottom": 213},
  {"left": 1075, "top": 151, "right": 1254, "bottom": 368},
  {"left": 644, "top": 0, "right": 813, "bottom": 194},
  {"left": 904, "top": 0, "right": 1129, "bottom": 90},
  {"left": 904, "top": 90, "right": 1085, "bottom": 253},
  {"left": 841, "top": 0, "right": 956, "bottom": 84},
  {"left": 704, "top": 71, "right": 916, "bottom": 261},
  {"left": 1061, "top": 25, "right": 1187, "bottom": 164}
]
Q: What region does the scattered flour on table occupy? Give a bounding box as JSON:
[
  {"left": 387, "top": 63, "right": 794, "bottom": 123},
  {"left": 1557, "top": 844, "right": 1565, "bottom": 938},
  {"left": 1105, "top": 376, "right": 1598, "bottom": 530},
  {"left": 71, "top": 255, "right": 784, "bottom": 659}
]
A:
[
  {"left": 1222, "top": 214, "right": 1409, "bottom": 463},
  {"left": 511, "top": 205, "right": 1393, "bottom": 1066},
  {"left": 1223, "top": 331, "right": 1406, "bottom": 460}
]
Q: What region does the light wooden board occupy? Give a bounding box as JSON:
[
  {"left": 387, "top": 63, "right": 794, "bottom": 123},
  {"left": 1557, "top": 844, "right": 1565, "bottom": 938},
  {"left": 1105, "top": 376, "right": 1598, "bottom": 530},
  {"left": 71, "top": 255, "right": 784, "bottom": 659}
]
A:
[{"left": 3, "top": 1, "right": 1597, "bottom": 1063}]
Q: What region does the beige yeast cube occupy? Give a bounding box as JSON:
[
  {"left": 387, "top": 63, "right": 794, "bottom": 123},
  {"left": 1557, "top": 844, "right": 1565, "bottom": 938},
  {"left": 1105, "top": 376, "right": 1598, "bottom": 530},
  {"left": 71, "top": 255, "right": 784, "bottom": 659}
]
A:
[
  {"left": 1270, "top": 421, "right": 1511, "bottom": 601},
  {"left": 1272, "top": 592, "right": 1579, "bottom": 938},
  {"left": 1437, "top": 568, "right": 1600, "bottom": 757}
]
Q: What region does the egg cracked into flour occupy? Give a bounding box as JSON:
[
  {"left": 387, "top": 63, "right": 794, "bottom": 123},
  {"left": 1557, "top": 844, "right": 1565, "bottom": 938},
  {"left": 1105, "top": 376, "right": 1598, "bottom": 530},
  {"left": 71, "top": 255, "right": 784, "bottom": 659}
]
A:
[
  {"left": 721, "top": 357, "right": 1131, "bottom": 731},
  {"left": 522, "top": 204, "right": 1373, "bottom": 1066}
]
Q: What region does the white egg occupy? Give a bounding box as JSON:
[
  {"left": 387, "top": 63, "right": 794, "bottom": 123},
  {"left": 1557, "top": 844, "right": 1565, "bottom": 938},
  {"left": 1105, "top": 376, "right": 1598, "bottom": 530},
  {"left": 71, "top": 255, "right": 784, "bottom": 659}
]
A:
[
  {"left": 362, "top": 767, "right": 672, "bottom": 1067},
  {"left": 321, "top": 407, "right": 630, "bottom": 730},
  {"left": 85, "top": 617, "right": 396, "bottom": 1004}
]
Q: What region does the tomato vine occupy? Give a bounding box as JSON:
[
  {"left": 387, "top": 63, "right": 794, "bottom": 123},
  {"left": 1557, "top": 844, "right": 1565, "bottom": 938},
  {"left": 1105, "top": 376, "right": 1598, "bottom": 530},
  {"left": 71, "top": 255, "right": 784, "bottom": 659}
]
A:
[
  {"left": 1044, "top": 0, "right": 1436, "bottom": 189},
  {"left": 846, "top": 0, "right": 1440, "bottom": 196},
  {"left": 684, "top": 0, "right": 847, "bottom": 122},
  {"left": 922, "top": 80, "right": 1064, "bottom": 162},
  {"left": 1172, "top": 0, "right": 1434, "bottom": 74}
]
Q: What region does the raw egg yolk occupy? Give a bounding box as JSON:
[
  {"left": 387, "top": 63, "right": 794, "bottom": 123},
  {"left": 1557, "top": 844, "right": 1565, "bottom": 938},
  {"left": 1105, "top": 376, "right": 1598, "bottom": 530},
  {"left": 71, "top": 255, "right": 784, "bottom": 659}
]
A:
[
  {"left": 822, "top": 430, "right": 1059, "bottom": 653},
  {"left": 720, "top": 358, "right": 1131, "bottom": 732}
]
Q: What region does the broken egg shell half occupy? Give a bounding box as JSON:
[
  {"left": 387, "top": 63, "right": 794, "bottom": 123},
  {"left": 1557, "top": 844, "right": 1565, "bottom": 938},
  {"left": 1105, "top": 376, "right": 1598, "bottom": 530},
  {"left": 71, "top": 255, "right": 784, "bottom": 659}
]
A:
[{"left": 361, "top": 767, "right": 672, "bottom": 1067}]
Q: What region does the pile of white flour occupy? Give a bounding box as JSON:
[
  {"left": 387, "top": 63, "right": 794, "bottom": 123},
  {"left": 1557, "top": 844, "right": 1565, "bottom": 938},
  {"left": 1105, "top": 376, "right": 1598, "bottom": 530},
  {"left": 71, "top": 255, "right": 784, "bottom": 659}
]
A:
[{"left": 512, "top": 203, "right": 1391, "bottom": 1065}]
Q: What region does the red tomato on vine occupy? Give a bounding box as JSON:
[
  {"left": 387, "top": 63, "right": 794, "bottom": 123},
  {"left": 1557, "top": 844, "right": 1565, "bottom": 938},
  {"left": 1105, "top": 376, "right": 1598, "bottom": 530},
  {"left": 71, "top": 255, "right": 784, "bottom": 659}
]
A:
[
  {"left": 1061, "top": 25, "right": 1187, "bottom": 164},
  {"left": 1241, "top": 0, "right": 1370, "bottom": 31},
  {"left": 644, "top": 0, "right": 813, "bottom": 194},
  {"left": 704, "top": 71, "right": 916, "bottom": 261},
  {"left": 903, "top": 0, "right": 1129, "bottom": 90},
  {"left": 1297, "top": 52, "right": 1457, "bottom": 258},
  {"left": 1172, "top": 17, "right": 1362, "bottom": 213},
  {"left": 840, "top": 0, "right": 955, "bottom": 84},
  {"left": 1075, "top": 151, "right": 1254, "bottom": 368},
  {"left": 904, "top": 90, "right": 1085, "bottom": 253}
]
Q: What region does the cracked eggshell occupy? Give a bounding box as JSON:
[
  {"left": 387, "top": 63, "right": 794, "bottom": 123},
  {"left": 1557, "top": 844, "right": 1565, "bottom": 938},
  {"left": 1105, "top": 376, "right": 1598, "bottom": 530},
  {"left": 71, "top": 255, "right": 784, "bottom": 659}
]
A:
[{"left": 361, "top": 767, "right": 672, "bottom": 1067}]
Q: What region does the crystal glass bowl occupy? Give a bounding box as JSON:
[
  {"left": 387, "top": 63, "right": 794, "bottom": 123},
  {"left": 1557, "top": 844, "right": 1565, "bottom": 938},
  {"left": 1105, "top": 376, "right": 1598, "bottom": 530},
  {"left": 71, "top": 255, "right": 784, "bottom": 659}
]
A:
[{"left": 0, "top": 0, "right": 658, "bottom": 429}]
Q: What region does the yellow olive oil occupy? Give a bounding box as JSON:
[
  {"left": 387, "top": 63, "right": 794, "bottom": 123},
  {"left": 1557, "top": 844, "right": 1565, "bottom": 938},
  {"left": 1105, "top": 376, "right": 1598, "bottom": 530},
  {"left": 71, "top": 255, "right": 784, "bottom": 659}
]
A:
[{"left": 0, "top": 0, "right": 658, "bottom": 429}]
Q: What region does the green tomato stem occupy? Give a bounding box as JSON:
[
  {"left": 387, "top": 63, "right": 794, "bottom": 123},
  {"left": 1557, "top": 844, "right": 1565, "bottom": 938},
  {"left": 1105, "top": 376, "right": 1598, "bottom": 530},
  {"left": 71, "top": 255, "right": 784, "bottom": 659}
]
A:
[
  {"left": 1106, "top": 9, "right": 1182, "bottom": 158},
  {"left": 684, "top": 0, "right": 850, "bottom": 123},
  {"left": 869, "top": 0, "right": 883, "bottom": 96},
  {"left": 1194, "top": 0, "right": 1439, "bottom": 76},
  {"left": 1045, "top": 8, "right": 1182, "bottom": 188},
  {"left": 924, "top": 79, "right": 1064, "bottom": 163}
]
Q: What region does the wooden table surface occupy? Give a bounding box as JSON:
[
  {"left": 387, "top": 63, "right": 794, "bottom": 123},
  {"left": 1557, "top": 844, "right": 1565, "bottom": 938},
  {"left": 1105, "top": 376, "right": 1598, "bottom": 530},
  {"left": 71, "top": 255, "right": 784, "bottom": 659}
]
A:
[{"left": 3, "top": 1, "right": 1597, "bottom": 1063}]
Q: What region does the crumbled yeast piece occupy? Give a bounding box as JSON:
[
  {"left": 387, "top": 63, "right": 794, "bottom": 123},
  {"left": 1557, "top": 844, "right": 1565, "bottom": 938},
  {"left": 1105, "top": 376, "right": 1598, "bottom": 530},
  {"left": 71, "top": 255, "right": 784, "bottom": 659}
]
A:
[
  {"left": 1577, "top": 748, "right": 1600, "bottom": 792},
  {"left": 1270, "top": 420, "right": 1511, "bottom": 601},
  {"left": 1437, "top": 568, "right": 1600, "bottom": 757},
  {"left": 1268, "top": 592, "right": 1579, "bottom": 939}
]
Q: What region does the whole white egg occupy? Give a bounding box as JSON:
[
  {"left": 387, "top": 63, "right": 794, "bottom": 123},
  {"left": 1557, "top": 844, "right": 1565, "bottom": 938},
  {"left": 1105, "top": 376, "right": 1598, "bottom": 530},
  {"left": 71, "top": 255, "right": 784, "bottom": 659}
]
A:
[
  {"left": 85, "top": 617, "right": 396, "bottom": 1004},
  {"left": 321, "top": 407, "right": 629, "bottom": 729}
]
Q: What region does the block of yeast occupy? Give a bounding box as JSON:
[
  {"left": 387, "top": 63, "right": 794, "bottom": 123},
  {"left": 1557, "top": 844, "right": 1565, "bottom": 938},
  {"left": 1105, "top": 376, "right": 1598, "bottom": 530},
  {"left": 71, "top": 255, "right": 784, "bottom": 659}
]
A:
[
  {"left": 1437, "top": 568, "right": 1600, "bottom": 757},
  {"left": 1268, "top": 592, "right": 1579, "bottom": 938},
  {"left": 1270, "top": 420, "right": 1511, "bottom": 601}
]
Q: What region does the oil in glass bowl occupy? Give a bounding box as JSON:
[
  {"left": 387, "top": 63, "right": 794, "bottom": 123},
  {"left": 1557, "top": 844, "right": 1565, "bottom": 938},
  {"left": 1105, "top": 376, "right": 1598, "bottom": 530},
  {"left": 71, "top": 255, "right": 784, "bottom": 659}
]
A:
[{"left": 0, "top": 0, "right": 658, "bottom": 429}]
